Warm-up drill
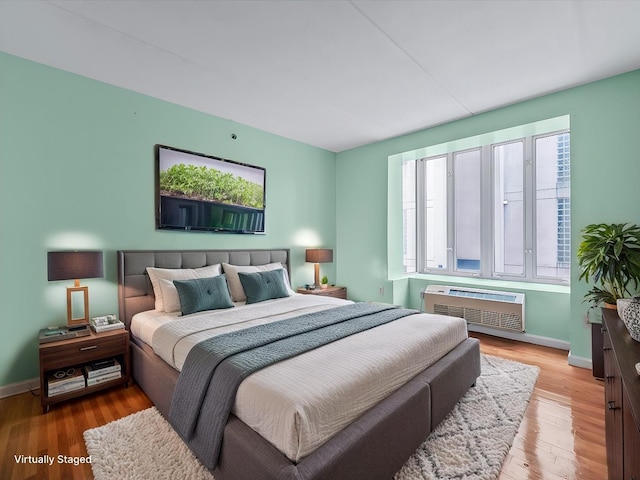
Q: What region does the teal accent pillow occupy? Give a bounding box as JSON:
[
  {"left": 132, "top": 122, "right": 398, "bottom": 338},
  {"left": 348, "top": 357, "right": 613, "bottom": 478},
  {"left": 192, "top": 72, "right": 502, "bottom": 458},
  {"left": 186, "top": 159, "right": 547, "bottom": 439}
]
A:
[
  {"left": 238, "top": 270, "right": 290, "bottom": 304},
  {"left": 173, "top": 275, "right": 234, "bottom": 315}
]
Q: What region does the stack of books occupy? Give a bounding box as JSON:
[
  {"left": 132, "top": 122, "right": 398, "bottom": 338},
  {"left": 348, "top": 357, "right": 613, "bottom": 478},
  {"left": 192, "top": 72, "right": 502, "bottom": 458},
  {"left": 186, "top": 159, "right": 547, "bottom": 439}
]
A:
[
  {"left": 90, "top": 315, "right": 124, "bottom": 333},
  {"left": 47, "top": 368, "right": 85, "bottom": 397},
  {"left": 84, "top": 358, "right": 122, "bottom": 386}
]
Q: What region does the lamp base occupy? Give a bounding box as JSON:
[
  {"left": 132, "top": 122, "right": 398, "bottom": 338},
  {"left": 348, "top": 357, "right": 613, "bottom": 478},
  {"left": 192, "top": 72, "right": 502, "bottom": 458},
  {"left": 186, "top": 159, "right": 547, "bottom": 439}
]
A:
[
  {"left": 66, "top": 285, "right": 90, "bottom": 327},
  {"left": 314, "top": 263, "right": 320, "bottom": 287}
]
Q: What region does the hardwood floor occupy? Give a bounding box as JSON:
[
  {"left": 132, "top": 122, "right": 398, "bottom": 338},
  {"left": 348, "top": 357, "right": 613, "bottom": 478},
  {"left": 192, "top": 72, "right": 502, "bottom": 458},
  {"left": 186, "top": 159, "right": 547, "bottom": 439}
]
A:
[
  {"left": 0, "top": 383, "right": 152, "bottom": 480},
  {"left": 0, "top": 333, "right": 606, "bottom": 479},
  {"left": 475, "top": 333, "right": 607, "bottom": 480}
]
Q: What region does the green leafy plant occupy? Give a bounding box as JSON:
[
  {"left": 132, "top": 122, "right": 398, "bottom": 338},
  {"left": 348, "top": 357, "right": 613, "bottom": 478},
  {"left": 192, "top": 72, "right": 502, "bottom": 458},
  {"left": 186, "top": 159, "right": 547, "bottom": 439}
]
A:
[
  {"left": 321, "top": 275, "right": 328, "bottom": 285},
  {"left": 159, "top": 163, "right": 264, "bottom": 209},
  {"left": 577, "top": 223, "right": 640, "bottom": 307}
]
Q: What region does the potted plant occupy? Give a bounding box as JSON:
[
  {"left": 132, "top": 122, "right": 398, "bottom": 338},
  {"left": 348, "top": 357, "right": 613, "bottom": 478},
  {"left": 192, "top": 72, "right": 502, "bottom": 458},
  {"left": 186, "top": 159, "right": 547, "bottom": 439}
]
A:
[
  {"left": 577, "top": 223, "right": 640, "bottom": 308},
  {"left": 320, "top": 275, "right": 329, "bottom": 289}
]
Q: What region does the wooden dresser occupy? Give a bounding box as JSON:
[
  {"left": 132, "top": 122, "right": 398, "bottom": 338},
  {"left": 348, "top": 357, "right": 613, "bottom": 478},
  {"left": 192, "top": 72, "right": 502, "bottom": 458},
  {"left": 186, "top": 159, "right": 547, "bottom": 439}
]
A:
[{"left": 601, "top": 308, "right": 640, "bottom": 480}]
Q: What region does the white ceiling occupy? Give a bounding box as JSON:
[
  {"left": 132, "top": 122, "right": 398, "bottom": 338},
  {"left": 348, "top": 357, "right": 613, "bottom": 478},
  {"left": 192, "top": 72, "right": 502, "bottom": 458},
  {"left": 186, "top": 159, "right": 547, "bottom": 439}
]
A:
[{"left": 1, "top": 1, "right": 639, "bottom": 152}]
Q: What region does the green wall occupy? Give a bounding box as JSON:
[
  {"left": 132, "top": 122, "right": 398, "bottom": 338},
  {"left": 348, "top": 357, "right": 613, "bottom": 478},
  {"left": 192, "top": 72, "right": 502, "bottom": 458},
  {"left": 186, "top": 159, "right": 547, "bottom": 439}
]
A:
[
  {"left": 336, "top": 69, "right": 640, "bottom": 361},
  {"left": 2, "top": 49, "right": 639, "bottom": 388},
  {"left": 0, "top": 52, "right": 337, "bottom": 387}
]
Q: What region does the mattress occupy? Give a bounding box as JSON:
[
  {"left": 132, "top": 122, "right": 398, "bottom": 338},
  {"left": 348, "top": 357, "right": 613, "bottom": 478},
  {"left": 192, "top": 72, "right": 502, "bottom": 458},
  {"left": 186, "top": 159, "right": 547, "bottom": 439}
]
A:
[{"left": 131, "top": 294, "right": 468, "bottom": 462}]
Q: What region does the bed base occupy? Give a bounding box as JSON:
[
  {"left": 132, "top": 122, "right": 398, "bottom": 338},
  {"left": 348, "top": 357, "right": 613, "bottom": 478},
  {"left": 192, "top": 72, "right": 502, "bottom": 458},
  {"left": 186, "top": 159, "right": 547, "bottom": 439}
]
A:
[
  {"left": 131, "top": 336, "right": 480, "bottom": 480},
  {"left": 119, "top": 249, "right": 481, "bottom": 479}
]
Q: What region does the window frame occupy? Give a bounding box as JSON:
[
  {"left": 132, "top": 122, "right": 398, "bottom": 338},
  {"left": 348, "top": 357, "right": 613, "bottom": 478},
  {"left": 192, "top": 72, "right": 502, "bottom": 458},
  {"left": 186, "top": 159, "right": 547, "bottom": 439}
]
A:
[
  {"left": 409, "top": 128, "right": 570, "bottom": 285},
  {"left": 490, "top": 139, "right": 526, "bottom": 279}
]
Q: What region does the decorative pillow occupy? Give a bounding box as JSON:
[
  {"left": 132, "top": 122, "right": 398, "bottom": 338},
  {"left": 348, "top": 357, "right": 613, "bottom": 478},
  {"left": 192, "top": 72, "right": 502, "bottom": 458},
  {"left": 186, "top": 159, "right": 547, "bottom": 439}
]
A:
[
  {"left": 173, "top": 275, "right": 234, "bottom": 316},
  {"left": 238, "top": 270, "right": 290, "bottom": 304},
  {"left": 146, "top": 264, "right": 221, "bottom": 312},
  {"left": 222, "top": 262, "right": 294, "bottom": 302}
]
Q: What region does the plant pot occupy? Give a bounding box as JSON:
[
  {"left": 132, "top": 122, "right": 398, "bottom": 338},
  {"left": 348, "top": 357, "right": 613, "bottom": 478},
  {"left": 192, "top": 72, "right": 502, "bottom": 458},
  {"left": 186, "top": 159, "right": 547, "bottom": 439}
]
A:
[
  {"left": 619, "top": 298, "right": 640, "bottom": 342},
  {"left": 617, "top": 298, "right": 631, "bottom": 318},
  {"left": 320, "top": 284, "right": 328, "bottom": 289}
]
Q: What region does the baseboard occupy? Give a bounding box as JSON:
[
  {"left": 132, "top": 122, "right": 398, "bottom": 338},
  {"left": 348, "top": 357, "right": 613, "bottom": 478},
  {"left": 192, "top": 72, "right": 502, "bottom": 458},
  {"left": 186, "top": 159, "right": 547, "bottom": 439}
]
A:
[
  {"left": 467, "top": 324, "right": 571, "bottom": 351},
  {"left": 0, "top": 377, "right": 40, "bottom": 399},
  {"left": 567, "top": 352, "right": 593, "bottom": 370}
]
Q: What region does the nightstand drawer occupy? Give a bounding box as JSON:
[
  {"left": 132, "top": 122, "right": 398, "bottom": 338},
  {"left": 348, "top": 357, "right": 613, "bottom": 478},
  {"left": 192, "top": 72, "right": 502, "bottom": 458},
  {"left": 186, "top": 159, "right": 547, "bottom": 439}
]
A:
[
  {"left": 40, "top": 334, "right": 125, "bottom": 370},
  {"left": 322, "top": 289, "right": 347, "bottom": 299},
  {"left": 296, "top": 286, "right": 347, "bottom": 300}
]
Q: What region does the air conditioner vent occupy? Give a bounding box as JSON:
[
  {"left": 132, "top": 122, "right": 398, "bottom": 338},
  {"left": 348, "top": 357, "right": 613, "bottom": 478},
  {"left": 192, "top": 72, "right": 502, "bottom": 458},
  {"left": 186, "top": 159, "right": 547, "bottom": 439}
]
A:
[
  {"left": 423, "top": 285, "right": 525, "bottom": 332},
  {"left": 501, "top": 313, "right": 522, "bottom": 331},
  {"left": 482, "top": 310, "right": 501, "bottom": 328},
  {"left": 465, "top": 308, "right": 482, "bottom": 324}
]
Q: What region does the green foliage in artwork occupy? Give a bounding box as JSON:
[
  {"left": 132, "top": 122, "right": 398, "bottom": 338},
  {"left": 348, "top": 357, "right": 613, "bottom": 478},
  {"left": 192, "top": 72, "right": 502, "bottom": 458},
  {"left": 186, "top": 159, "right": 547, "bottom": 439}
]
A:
[{"left": 159, "top": 163, "right": 264, "bottom": 209}]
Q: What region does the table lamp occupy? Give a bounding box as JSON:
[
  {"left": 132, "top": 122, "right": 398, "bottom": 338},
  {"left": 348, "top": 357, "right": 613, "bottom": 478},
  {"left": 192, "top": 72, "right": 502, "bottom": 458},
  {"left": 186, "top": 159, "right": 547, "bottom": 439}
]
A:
[
  {"left": 305, "top": 248, "right": 333, "bottom": 287},
  {"left": 47, "top": 251, "right": 104, "bottom": 327}
]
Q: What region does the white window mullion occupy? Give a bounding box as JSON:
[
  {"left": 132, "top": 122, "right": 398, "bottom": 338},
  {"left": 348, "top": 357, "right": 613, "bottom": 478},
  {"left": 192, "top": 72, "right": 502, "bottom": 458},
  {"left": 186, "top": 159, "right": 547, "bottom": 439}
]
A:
[
  {"left": 524, "top": 136, "right": 535, "bottom": 278},
  {"left": 481, "top": 145, "right": 492, "bottom": 278},
  {"left": 402, "top": 159, "right": 417, "bottom": 274},
  {"left": 416, "top": 159, "right": 427, "bottom": 273},
  {"left": 446, "top": 153, "right": 455, "bottom": 274}
]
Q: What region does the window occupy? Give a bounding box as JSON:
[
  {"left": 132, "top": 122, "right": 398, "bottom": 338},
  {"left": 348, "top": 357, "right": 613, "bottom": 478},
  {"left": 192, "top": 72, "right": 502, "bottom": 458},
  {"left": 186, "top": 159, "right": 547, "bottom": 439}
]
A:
[
  {"left": 422, "top": 155, "right": 448, "bottom": 271},
  {"left": 454, "top": 149, "right": 482, "bottom": 272},
  {"left": 402, "top": 161, "right": 417, "bottom": 273},
  {"left": 493, "top": 141, "right": 524, "bottom": 276},
  {"left": 402, "top": 129, "right": 570, "bottom": 284},
  {"left": 534, "top": 132, "right": 571, "bottom": 279}
]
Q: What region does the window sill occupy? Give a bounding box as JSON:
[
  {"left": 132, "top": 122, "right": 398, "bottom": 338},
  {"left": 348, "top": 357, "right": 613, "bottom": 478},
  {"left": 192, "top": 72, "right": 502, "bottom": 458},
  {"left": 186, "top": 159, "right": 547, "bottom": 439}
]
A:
[{"left": 402, "top": 273, "right": 570, "bottom": 294}]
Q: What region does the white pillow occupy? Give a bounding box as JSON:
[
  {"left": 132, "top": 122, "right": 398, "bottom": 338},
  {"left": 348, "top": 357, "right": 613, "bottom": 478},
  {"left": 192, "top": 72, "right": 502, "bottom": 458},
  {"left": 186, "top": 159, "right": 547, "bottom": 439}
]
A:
[
  {"left": 146, "top": 264, "right": 221, "bottom": 312},
  {"left": 222, "top": 262, "right": 294, "bottom": 303},
  {"left": 157, "top": 278, "right": 183, "bottom": 313}
]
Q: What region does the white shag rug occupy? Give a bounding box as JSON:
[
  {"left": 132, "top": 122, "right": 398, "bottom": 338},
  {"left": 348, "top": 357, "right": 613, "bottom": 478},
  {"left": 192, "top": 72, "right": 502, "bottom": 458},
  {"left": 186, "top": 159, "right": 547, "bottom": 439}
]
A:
[{"left": 84, "top": 354, "right": 538, "bottom": 480}]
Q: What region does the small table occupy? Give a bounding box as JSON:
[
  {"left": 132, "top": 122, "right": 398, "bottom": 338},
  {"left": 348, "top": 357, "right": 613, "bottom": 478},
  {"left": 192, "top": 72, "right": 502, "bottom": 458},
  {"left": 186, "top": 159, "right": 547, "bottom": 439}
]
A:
[
  {"left": 39, "top": 328, "right": 130, "bottom": 413},
  {"left": 297, "top": 286, "right": 347, "bottom": 300}
]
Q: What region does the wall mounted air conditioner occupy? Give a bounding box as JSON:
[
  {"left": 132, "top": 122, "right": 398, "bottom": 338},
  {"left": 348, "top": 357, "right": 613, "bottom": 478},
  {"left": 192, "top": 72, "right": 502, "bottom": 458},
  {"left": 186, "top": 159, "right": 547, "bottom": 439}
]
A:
[{"left": 423, "top": 285, "right": 525, "bottom": 332}]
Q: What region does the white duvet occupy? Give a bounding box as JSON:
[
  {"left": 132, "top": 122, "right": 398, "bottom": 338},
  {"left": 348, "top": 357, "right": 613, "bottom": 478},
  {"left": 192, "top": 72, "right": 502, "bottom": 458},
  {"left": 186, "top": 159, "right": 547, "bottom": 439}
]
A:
[{"left": 131, "top": 294, "right": 468, "bottom": 462}]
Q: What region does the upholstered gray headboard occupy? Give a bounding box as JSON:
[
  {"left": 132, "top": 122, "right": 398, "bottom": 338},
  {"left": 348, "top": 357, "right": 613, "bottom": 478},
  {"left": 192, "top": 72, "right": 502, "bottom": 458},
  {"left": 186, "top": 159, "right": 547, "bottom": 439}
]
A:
[{"left": 117, "top": 249, "right": 290, "bottom": 328}]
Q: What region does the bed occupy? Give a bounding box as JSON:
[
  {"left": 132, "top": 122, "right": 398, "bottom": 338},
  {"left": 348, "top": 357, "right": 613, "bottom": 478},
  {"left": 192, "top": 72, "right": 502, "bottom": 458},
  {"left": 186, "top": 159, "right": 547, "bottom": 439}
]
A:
[{"left": 117, "top": 249, "right": 481, "bottom": 480}]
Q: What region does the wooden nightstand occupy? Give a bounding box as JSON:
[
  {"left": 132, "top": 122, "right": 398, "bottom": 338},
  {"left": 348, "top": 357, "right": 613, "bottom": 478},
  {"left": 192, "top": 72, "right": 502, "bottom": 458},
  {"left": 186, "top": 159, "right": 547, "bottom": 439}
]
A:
[
  {"left": 39, "top": 328, "right": 130, "bottom": 413},
  {"left": 297, "top": 286, "right": 347, "bottom": 300}
]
